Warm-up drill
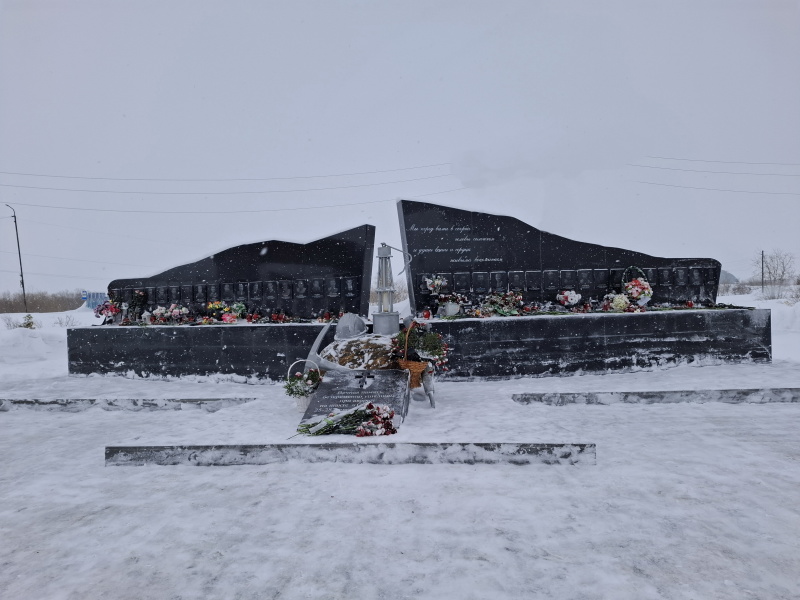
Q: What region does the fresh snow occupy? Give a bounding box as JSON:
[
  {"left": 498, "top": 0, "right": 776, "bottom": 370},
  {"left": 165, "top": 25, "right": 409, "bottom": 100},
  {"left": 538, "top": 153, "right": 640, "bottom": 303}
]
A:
[{"left": 1, "top": 294, "right": 799, "bottom": 599}]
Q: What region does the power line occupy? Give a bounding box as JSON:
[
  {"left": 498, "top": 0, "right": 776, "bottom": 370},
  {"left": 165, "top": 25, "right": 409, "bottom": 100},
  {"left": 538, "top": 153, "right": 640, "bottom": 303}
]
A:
[
  {"left": 0, "top": 162, "right": 451, "bottom": 182},
  {"left": 0, "top": 173, "right": 451, "bottom": 196},
  {"left": 0, "top": 249, "right": 151, "bottom": 268},
  {"left": 0, "top": 268, "right": 110, "bottom": 281},
  {"left": 630, "top": 164, "right": 800, "bottom": 177},
  {"left": 646, "top": 156, "right": 800, "bottom": 167},
  {"left": 634, "top": 180, "right": 800, "bottom": 196},
  {"left": 7, "top": 197, "right": 397, "bottom": 214},
  {"left": 22, "top": 217, "right": 200, "bottom": 246}
]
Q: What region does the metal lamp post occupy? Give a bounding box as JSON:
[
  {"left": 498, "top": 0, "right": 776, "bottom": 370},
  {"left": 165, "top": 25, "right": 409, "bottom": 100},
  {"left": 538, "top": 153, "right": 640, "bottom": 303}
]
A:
[{"left": 372, "top": 243, "right": 400, "bottom": 335}]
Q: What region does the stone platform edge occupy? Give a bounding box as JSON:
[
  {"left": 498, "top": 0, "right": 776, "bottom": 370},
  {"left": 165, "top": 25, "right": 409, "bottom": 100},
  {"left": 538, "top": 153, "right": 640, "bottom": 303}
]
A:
[
  {"left": 105, "top": 442, "right": 595, "bottom": 466},
  {"left": 512, "top": 388, "right": 800, "bottom": 405}
]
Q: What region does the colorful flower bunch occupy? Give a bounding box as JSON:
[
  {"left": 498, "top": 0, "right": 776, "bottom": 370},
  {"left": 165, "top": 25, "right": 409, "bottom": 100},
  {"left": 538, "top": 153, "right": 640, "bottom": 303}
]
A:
[
  {"left": 436, "top": 292, "right": 470, "bottom": 306},
  {"left": 230, "top": 302, "right": 247, "bottom": 318},
  {"left": 207, "top": 301, "right": 226, "bottom": 311},
  {"left": 296, "top": 402, "right": 397, "bottom": 436},
  {"left": 556, "top": 290, "right": 582, "bottom": 307},
  {"left": 284, "top": 368, "right": 323, "bottom": 399},
  {"left": 425, "top": 275, "right": 448, "bottom": 295},
  {"left": 94, "top": 300, "right": 121, "bottom": 319}
]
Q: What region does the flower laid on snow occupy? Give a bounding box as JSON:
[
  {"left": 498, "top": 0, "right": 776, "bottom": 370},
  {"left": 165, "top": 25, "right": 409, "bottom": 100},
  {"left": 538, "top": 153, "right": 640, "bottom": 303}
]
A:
[
  {"left": 481, "top": 291, "right": 524, "bottom": 316},
  {"left": 221, "top": 312, "right": 237, "bottom": 323},
  {"left": 284, "top": 368, "right": 323, "bottom": 398},
  {"left": 556, "top": 290, "right": 582, "bottom": 307},
  {"left": 296, "top": 402, "right": 397, "bottom": 436}
]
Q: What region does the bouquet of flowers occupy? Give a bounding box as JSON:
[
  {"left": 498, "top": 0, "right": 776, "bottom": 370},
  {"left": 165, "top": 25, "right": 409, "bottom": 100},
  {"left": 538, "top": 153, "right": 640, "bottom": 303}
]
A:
[
  {"left": 436, "top": 292, "right": 469, "bottom": 305},
  {"left": 556, "top": 290, "right": 582, "bottom": 307},
  {"left": 624, "top": 278, "right": 653, "bottom": 306},
  {"left": 230, "top": 302, "right": 247, "bottom": 318},
  {"left": 284, "top": 368, "right": 323, "bottom": 398},
  {"left": 603, "top": 293, "right": 630, "bottom": 312},
  {"left": 296, "top": 402, "right": 397, "bottom": 436},
  {"left": 425, "top": 275, "right": 448, "bottom": 296},
  {"left": 94, "top": 300, "right": 121, "bottom": 322},
  {"left": 481, "top": 291, "right": 524, "bottom": 316},
  {"left": 221, "top": 312, "right": 237, "bottom": 323},
  {"left": 392, "top": 322, "right": 449, "bottom": 370},
  {"left": 207, "top": 300, "right": 226, "bottom": 312}
]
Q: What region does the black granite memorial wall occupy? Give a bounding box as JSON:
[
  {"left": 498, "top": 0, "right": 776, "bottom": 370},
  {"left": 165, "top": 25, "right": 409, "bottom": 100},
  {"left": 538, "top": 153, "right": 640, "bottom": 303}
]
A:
[
  {"left": 108, "top": 225, "right": 375, "bottom": 318},
  {"left": 67, "top": 308, "right": 771, "bottom": 381},
  {"left": 397, "top": 200, "right": 721, "bottom": 312}
]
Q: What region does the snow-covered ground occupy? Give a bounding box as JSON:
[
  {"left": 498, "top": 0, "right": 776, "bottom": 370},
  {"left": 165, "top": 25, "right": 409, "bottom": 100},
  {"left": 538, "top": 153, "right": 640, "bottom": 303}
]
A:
[{"left": 1, "top": 294, "right": 799, "bottom": 599}]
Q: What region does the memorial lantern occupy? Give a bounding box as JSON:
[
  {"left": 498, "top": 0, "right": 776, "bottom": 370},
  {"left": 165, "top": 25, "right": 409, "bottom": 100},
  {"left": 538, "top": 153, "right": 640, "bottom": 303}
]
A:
[{"left": 372, "top": 243, "right": 400, "bottom": 335}]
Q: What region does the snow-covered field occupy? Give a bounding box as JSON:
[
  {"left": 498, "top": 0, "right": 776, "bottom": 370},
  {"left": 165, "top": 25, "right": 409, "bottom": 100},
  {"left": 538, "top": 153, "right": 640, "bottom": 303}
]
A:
[{"left": 1, "top": 295, "right": 799, "bottom": 599}]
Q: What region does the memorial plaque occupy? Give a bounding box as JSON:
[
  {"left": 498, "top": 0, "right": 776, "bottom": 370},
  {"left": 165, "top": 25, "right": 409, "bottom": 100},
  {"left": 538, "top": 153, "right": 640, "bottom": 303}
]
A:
[
  {"left": 310, "top": 278, "right": 325, "bottom": 299},
  {"left": 490, "top": 271, "right": 508, "bottom": 293},
  {"left": 398, "top": 199, "right": 722, "bottom": 309},
  {"left": 453, "top": 272, "right": 471, "bottom": 292},
  {"left": 221, "top": 282, "right": 235, "bottom": 302},
  {"left": 674, "top": 267, "right": 688, "bottom": 287},
  {"left": 525, "top": 271, "right": 542, "bottom": 291},
  {"left": 264, "top": 281, "right": 278, "bottom": 300},
  {"left": 704, "top": 267, "right": 718, "bottom": 285},
  {"left": 279, "top": 281, "right": 293, "bottom": 300},
  {"left": 248, "top": 281, "right": 262, "bottom": 301},
  {"left": 543, "top": 270, "right": 559, "bottom": 291},
  {"left": 169, "top": 285, "right": 180, "bottom": 304},
  {"left": 235, "top": 282, "right": 248, "bottom": 302},
  {"left": 594, "top": 269, "right": 609, "bottom": 290},
  {"left": 577, "top": 269, "right": 593, "bottom": 291},
  {"left": 122, "top": 288, "right": 134, "bottom": 304},
  {"left": 207, "top": 283, "right": 220, "bottom": 303},
  {"left": 156, "top": 286, "right": 169, "bottom": 305},
  {"left": 145, "top": 287, "right": 156, "bottom": 306},
  {"left": 417, "top": 274, "right": 432, "bottom": 297},
  {"left": 180, "top": 285, "right": 194, "bottom": 305},
  {"left": 560, "top": 270, "right": 577, "bottom": 290},
  {"left": 439, "top": 274, "right": 453, "bottom": 294},
  {"left": 109, "top": 288, "right": 122, "bottom": 302},
  {"left": 643, "top": 268, "right": 658, "bottom": 284},
  {"left": 610, "top": 269, "right": 625, "bottom": 290},
  {"left": 325, "top": 277, "right": 341, "bottom": 298},
  {"left": 294, "top": 279, "right": 309, "bottom": 299},
  {"left": 193, "top": 284, "right": 207, "bottom": 303},
  {"left": 343, "top": 276, "right": 358, "bottom": 298},
  {"left": 658, "top": 268, "right": 672, "bottom": 287},
  {"left": 689, "top": 267, "right": 703, "bottom": 286},
  {"left": 472, "top": 272, "right": 489, "bottom": 294},
  {"left": 508, "top": 271, "right": 525, "bottom": 292},
  {"left": 299, "top": 370, "right": 410, "bottom": 430}
]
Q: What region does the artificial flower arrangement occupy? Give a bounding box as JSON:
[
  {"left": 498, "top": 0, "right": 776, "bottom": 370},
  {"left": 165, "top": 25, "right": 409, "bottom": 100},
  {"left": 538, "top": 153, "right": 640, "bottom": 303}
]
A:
[
  {"left": 284, "top": 368, "right": 323, "bottom": 398},
  {"left": 436, "top": 292, "right": 470, "bottom": 305},
  {"left": 556, "top": 290, "right": 582, "bottom": 307},
  {"left": 624, "top": 278, "right": 653, "bottom": 305},
  {"left": 151, "top": 304, "right": 190, "bottom": 324},
  {"left": 391, "top": 321, "right": 449, "bottom": 371},
  {"left": 425, "top": 275, "right": 448, "bottom": 296},
  {"left": 481, "top": 291, "right": 524, "bottom": 316},
  {"left": 94, "top": 300, "right": 121, "bottom": 321},
  {"left": 296, "top": 402, "right": 397, "bottom": 437},
  {"left": 230, "top": 302, "right": 247, "bottom": 318}
]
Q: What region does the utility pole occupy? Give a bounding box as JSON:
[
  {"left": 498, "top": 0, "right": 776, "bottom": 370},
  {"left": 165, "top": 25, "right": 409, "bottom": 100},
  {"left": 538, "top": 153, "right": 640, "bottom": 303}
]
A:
[
  {"left": 761, "top": 250, "right": 765, "bottom": 294},
  {"left": 5, "top": 204, "right": 28, "bottom": 312}
]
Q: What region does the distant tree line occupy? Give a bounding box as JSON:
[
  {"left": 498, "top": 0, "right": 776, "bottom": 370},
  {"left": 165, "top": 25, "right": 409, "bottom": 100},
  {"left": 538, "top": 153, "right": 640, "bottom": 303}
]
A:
[{"left": 0, "top": 289, "right": 84, "bottom": 313}]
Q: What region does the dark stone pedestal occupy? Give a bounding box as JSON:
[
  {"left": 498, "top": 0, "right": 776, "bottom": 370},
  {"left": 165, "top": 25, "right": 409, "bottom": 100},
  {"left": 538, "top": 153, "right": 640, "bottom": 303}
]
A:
[
  {"left": 428, "top": 308, "right": 771, "bottom": 380},
  {"left": 68, "top": 324, "right": 336, "bottom": 381}
]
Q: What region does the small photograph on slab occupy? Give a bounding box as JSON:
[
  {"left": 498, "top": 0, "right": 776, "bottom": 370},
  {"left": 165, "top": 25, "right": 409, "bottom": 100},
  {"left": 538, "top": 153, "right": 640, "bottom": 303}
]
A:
[
  {"left": 325, "top": 277, "right": 341, "bottom": 298},
  {"left": 248, "top": 281, "right": 262, "bottom": 301},
  {"left": 577, "top": 269, "right": 593, "bottom": 291},
  {"left": 156, "top": 286, "right": 169, "bottom": 305},
  {"left": 180, "top": 285, "right": 194, "bottom": 305},
  {"left": 264, "top": 281, "right": 278, "bottom": 300},
  {"left": 453, "top": 272, "right": 471, "bottom": 292},
  {"left": 169, "top": 285, "right": 180, "bottom": 304},
  {"left": 525, "top": 271, "right": 542, "bottom": 292},
  {"left": 343, "top": 276, "right": 358, "bottom": 297},
  {"left": 206, "top": 283, "right": 220, "bottom": 303},
  {"left": 472, "top": 272, "right": 489, "bottom": 293},
  {"left": 674, "top": 267, "right": 688, "bottom": 287},
  {"left": 560, "top": 270, "right": 577, "bottom": 290},
  {"left": 594, "top": 269, "right": 609, "bottom": 290},
  {"left": 235, "top": 282, "right": 248, "bottom": 302},
  {"left": 279, "top": 281, "right": 293, "bottom": 300},
  {"left": 310, "top": 278, "right": 325, "bottom": 299},
  {"left": 490, "top": 271, "right": 508, "bottom": 293},
  {"left": 542, "top": 270, "right": 559, "bottom": 291},
  {"left": 508, "top": 271, "right": 525, "bottom": 292},
  {"left": 221, "top": 282, "right": 235, "bottom": 302},
  {"left": 658, "top": 268, "right": 672, "bottom": 287},
  {"left": 689, "top": 267, "right": 703, "bottom": 286},
  {"left": 294, "top": 279, "right": 309, "bottom": 299}
]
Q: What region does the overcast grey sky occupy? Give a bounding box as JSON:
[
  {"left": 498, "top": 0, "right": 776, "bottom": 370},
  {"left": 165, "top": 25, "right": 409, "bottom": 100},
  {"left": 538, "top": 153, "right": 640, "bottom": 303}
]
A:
[{"left": 1, "top": 0, "right": 799, "bottom": 293}]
